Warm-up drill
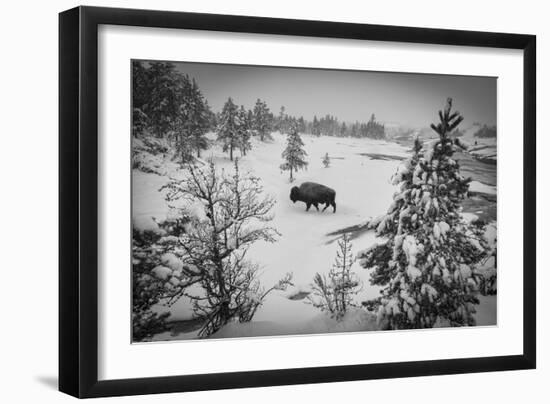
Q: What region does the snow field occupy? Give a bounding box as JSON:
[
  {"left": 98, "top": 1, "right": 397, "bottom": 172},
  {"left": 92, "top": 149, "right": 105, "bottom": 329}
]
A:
[{"left": 133, "top": 131, "right": 496, "bottom": 338}]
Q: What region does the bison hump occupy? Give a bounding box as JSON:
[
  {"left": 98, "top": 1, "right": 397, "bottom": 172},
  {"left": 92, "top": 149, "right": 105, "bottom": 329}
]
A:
[{"left": 299, "top": 182, "right": 335, "bottom": 195}]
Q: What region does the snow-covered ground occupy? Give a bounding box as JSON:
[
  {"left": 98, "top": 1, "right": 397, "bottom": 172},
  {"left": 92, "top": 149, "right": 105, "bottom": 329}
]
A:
[
  {"left": 459, "top": 124, "right": 497, "bottom": 162},
  {"left": 469, "top": 181, "right": 496, "bottom": 195},
  {"left": 133, "top": 132, "right": 496, "bottom": 340}
]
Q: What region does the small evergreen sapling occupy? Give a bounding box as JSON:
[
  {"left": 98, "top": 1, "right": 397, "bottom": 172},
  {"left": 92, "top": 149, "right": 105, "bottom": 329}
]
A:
[
  {"left": 322, "top": 152, "right": 330, "bottom": 168},
  {"left": 359, "top": 98, "right": 490, "bottom": 329},
  {"left": 280, "top": 125, "right": 308, "bottom": 181},
  {"left": 308, "top": 233, "right": 360, "bottom": 320}
]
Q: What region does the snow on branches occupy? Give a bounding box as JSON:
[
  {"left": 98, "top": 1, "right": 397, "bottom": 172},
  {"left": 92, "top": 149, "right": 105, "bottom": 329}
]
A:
[
  {"left": 132, "top": 215, "right": 200, "bottom": 341},
  {"left": 359, "top": 98, "right": 491, "bottom": 329},
  {"left": 252, "top": 99, "right": 273, "bottom": 142},
  {"left": 132, "top": 61, "right": 213, "bottom": 161},
  {"left": 217, "top": 98, "right": 253, "bottom": 161},
  {"left": 162, "top": 159, "right": 293, "bottom": 337},
  {"left": 280, "top": 124, "right": 308, "bottom": 181}
]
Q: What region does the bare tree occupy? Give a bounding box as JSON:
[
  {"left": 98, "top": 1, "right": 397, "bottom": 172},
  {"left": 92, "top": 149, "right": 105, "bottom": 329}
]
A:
[{"left": 163, "top": 159, "right": 292, "bottom": 337}]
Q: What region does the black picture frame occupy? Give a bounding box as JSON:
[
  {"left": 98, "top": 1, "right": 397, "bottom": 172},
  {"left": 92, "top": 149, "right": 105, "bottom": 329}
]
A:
[{"left": 59, "top": 5, "right": 536, "bottom": 398}]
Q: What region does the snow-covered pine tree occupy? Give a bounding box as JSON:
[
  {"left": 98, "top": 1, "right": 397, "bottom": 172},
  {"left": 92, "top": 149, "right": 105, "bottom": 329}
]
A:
[
  {"left": 359, "top": 98, "right": 490, "bottom": 329},
  {"left": 132, "top": 61, "right": 212, "bottom": 160},
  {"left": 132, "top": 226, "right": 173, "bottom": 341},
  {"left": 280, "top": 124, "right": 308, "bottom": 181},
  {"left": 132, "top": 215, "right": 201, "bottom": 341},
  {"left": 252, "top": 99, "right": 273, "bottom": 141},
  {"left": 322, "top": 152, "right": 330, "bottom": 168},
  {"left": 187, "top": 79, "right": 211, "bottom": 158},
  {"left": 140, "top": 62, "right": 181, "bottom": 139},
  {"left": 132, "top": 62, "right": 149, "bottom": 135},
  {"left": 132, "top": 107, "right": 149, "bottom": 138},
  {"left": 162, "top": 159, "right": 293, "bottom": 337},
  {"left": 309, "top": 233, "right": 359, "bottom": 319},
  {"left": 237, "top": 105, "right": 252, "bottom": 156},
  {"left": 217, "top": 97, "right": 240, "bottom": 161},
  {"left": 173, "top": 76, "right": 212, "bottom": 161}
]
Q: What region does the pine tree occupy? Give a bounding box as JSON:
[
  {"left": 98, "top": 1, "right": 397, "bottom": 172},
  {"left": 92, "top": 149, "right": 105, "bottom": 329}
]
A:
[
  {"left": 187, "top": 79, "right": 211, "bottom": 158},
  {"left": 132, "top": 215, "right": 200, "bottom": 341},
  {"left": 217, "top": 97, "right": 240, "bottom": 161},
  {"left": 309, "top": 233, "right": 360, "bottom": 319},
  {"left": 280, "top": 124, "right": 308, "bottom": 181},
  {"left": 340, "top": 122, "right": 347, "bottom": 137},
  {"left": 174, "top": 77, "right": 211, "bottom": 160},
  {"left": 144, "top": 62, "right": 182, "bottom": 138},
  {"left": 297, "top": 116, "right": 306, "bottom": 133},
  {"left": 359, "top": 98, "right": 490, "bottom": 329},
  {"left": 132, "top": 61, "right": 150, "bottom": 138},
  {"left": 252, "top": 99, "right": 273, "bottom": 141},
  {"left": 131, "top": 61, "right": 212, "bottom": 159},
  {"left": 322, "top": 152, "right": 330, "bottom": 168},
  {"left": 364, "top": 113, "right": 385, "bottom": 139},
  {"left": 237, "top": 105, "right": 252, "bottom": 156},
  {"left": 312, "top": 115, "right": 320, "bottom": 136}
]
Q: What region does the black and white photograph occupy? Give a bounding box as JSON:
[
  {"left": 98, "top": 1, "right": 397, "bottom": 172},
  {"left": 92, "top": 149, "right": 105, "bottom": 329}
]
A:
[{"left": 131, "top": 60, "right": 498, "bottom": 342}]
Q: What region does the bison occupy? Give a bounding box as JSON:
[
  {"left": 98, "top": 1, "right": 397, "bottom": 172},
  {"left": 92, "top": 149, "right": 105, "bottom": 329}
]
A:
[{"left": 290, "top": 182, "right": 336, "bottom": 213}]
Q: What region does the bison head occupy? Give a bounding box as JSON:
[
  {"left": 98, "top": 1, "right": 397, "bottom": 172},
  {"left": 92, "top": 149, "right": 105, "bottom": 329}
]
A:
[{"left": 290, "top": 186, "right": 299, "bottom": 203}]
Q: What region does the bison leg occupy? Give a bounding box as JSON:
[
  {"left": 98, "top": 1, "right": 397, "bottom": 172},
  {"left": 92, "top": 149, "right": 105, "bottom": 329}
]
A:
[
  {"left": 306, "top": 203, "right": 311, "bottom": 211},
  {"left": 313, "top": 203, "right": 320, "bottom": 211},
  {"left": 332, "top": 201, "right": 337, "bottom": 213},
  {"left": 322, "top": 202, "right": 330, "bottom": 212}
]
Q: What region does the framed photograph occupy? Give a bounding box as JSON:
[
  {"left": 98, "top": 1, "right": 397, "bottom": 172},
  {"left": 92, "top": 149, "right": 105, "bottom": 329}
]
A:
[{"left": 59, "top": 6, "right": 536, "bottom": 398}]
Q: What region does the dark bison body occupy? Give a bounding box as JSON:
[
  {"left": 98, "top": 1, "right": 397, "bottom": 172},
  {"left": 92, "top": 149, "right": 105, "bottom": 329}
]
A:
[{"left": 290, "top": 182, "right": 336, "bottom": 213}]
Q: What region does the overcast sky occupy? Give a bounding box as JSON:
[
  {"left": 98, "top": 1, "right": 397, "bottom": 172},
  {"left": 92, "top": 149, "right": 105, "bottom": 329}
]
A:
[{"left": 169, "top": 61, "right": 496, "bottom": 128}]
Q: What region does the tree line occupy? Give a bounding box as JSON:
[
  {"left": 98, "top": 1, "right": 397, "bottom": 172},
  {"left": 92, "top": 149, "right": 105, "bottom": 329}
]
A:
[
  {"left": 133, "top": 61, "right": 216, "bottom": 160},
  {"left": 133, "top": 61, "right": 387, "bottom": 162}
]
